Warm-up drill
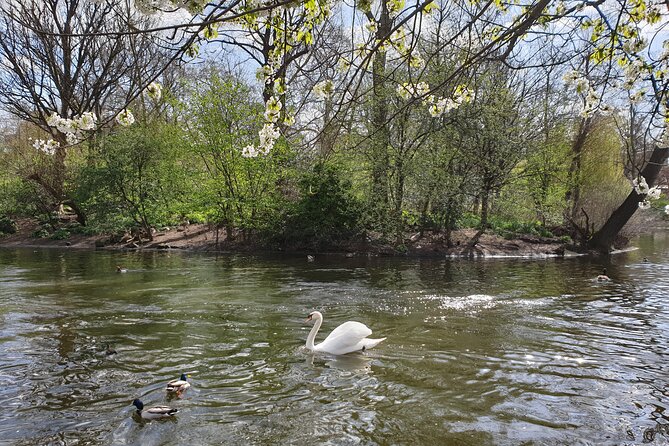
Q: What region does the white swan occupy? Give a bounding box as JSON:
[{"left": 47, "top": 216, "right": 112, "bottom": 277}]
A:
[{"left": 305, "top": 311, "right": 386, "bottom": 355}]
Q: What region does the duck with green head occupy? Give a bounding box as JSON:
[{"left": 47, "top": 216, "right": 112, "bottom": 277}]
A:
[
  {"left": 132, "top": 399, "right": 177, "bottom": 420},
  {"left": 166, "top": 373, "right": 190, "bottom": 395}
]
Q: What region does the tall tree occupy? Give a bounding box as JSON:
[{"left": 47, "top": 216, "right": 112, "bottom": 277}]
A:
[{"left": 0, "top": 0, "right": 180, "bottom": 223}]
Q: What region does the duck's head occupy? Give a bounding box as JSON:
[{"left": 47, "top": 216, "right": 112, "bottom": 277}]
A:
[
  {"left": 180, "top": 373, "right": 189, "bottom": 381},
  {"left": 132, "top": 399, "right": 143, "bottom": 410}
]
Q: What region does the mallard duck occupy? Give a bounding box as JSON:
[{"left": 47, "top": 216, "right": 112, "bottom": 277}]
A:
[
  {"left": 132, "top": 399, "right": 177, "bottom": 419},
  {"left": 116, "top": 265, "right": 127, "bottom": 273},
  {"left": 597, "top": 268, "right": 611, "bottom": 282},
  {"left": 166, "top": 373, "right": 190, "bottom": 394},
  {"left": 105, "top": 344, "right": 117, "bottom": 355}
]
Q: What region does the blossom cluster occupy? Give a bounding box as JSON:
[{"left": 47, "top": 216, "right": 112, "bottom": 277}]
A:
[
  {"left": 313, "top": 79, "right": 335, "bottom": 100},
  {"left": 562, "top": 71, "right": 612, "bottom": 118},
  {"left": 622, "top": 37, "right": 648, "bottom": 54},
  {"left": 46, "top": 111, "right": 98, "bottom": 145},
  {"left": 264, "top": 96, "right": 282, "bottom": 123},
  {"left": 396, "top": 82, "right": 473, "bottom": 117},
  {"left": 30, "top": 138, "right": 60, "bottom": 155},
  {"left": 146, "top": 82, "right": 163, "bottom": 101},
  {"left": 241, "top": 123, "right": 280, "bottom": 158},
  {"left": 116, "top": 109, "right": 135, "bottom": 127},
  {"left": 633, "top": 175, "right": 663, "bottom": 209}
]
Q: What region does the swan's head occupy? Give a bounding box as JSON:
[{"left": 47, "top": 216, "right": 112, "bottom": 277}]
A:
[{"left": 305, "top": 311, "right": 323, "bottom": 323}]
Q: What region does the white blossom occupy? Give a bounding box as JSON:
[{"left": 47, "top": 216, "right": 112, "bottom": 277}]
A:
[
  {"left": 633, "top": 176, "right": 650, "bottom": 195},
  {"left": 55, "top": 117, "right": 78, "bottom": 134},
  {"left": 46, "top": 112, "right": 61, "bottom": 128},
  {"left": 66, "top": 132, "right": 81, "bottom": 145},
  {"left": 428, "top": 97, "right": 456, "bottom": 117},
  {"left": 241, "top": 145, "right": 258, "bottom": 158},
  {"left": 78, "top": 112, "right": 97, "bottom": 131},
  {"left": 313, "top": 79, "right": 335, "bottom": 100},
  {"left": 258, "top": 123, "right": 280, "bottom": 154},
  {"left": 396, "top": 83, "right": 414, "bottom": 100},
  {"left": 638, "top": 200, "right": 651, "bottom": 210},
  {"left": 45, "top": 111, "right": 98, "bottom": 144},
  {"left": 624, "top": 60, "right": 644, "bottom": 82},
  {"left": 116, "top": 109, "right": 135, "bottom": 127},
  {"left": 256, "top": 64, "right": 274, "bottom": 83},
  {"left": 664, "top": 204, "right": 669, "bottom": 215},
  {"left": 623, "top": 37, "right": 648, "bottom": 54},
  {"left": 574, "top": 78, "right": 589, "bottom": 94},
  {"left": 32, "top": 138, "right": 60, "bottom": 155},
  {"left": 647, "top": 186, "right": 662, "bottom": 200},
  {"left": 264, "top": 96, "right": 283, "bottom": 123},
  {"left": 415, "top": 82, "right": 430, "bottom": 97},
  {"left": 387, "top": 0, "right": 404, "bottom": 17},
  {"left": 599, "top": 103, "right": 613, "bottom": 115},
  {"left": 630, "top": 90, "right": 646, "bottom": 104},
  {"left": 562, "top": 70, "right": 581, "bottom": 84},
  {"left": 146, "top": 82, "right": 163, "bottom": 100}
]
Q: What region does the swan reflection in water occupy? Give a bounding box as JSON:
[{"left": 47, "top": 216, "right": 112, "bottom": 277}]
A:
[{"left": 304, "top": 350, "right": 375, "bottom": 373}]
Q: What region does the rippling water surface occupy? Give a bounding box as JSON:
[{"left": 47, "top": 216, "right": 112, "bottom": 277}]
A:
[{"left": 1, "top": 233, "right": 669, "bottom": 445}]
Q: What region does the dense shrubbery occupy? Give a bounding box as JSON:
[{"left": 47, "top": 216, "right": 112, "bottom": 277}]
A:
[
  {"left": 280, "top": 162, "right": 363, "bottom": 249},
  {"left": 0, "top": 216, "right": 18, "bottom": 234}
]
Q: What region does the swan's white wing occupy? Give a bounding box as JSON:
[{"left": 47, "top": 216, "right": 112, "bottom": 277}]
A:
[{"left": 318, "top": 321, "right": 372, "bottom": 353}]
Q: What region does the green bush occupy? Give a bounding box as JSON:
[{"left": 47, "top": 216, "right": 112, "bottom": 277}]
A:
[
  {"left": 0, "top": 216, "right": 18, "bottom": 234},
  {"left": 50, "top": 228, "right": 70, "bottom": 240},
  {"left": 76, "top": 122, "right": 190, "bottom": 237},
  {"left": 457, "top": 212, "right": 481, "bottom": 229},
  {"left": 280, "top": 162, "right": 363, "bottom": 249},
  {"left": 32, "top": 228, "right": 49, "bottom": 238}
]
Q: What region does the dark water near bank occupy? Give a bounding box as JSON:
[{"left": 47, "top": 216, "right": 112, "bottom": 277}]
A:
[{"left": 1, "top": 234, "right": 668, "bottom": 445}]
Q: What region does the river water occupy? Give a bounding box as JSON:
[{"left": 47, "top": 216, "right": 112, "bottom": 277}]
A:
[{"left": 1, "top": 234, "right": 668, "bottom": 445}]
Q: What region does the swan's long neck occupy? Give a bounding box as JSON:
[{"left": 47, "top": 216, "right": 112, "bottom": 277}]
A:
[{"left": 306, "top": 316, "right": 322, "bottom": 350}]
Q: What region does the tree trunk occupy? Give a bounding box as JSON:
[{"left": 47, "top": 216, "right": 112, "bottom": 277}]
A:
[
  {"left": 393, "top": 165, "right": 405, "bottom": 245},
  {"left": 63, "top": 200, "right": 86, "bottom": 226},
  {"left": 565, "top": 117, "right": 592, "bottom": 222},
  {"left": 588, "top": 145, "right": 669, "bottom": 253},
  {"left": 479, "top": 188, "right": 490, "bottom": 230},
  {"left": 367, "top": 1, "right": 391, "bottom": 234}
]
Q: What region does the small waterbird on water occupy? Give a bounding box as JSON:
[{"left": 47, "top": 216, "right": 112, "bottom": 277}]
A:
[
  {"left": 596, "top": 269, "right": 611, "bottom": 282},
  {"left": 166, "top": 373, "right": 191, "bottom": 395},
  {"left": 116, "top": 265, "right": 127, "bottom": 273},
  {"left": 132, "top": 399, "right": 177, "bottom": 420},
  {"left": 104, "top": 344, "right": 117, "bottom": 355}
]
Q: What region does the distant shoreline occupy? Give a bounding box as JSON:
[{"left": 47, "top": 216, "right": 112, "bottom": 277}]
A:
[{"left": 0, "top": 219, "right": 570, "bottom": 258}]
